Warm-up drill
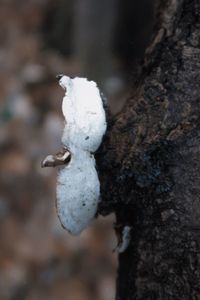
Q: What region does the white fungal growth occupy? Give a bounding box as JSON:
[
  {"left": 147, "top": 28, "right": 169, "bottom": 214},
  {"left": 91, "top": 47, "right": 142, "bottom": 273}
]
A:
[
  {"left": 59, "top": 76, "right": 107, "bottom": 152},
  {"left": 56, "top": 76, "right": 107, "bottom": 235},
  {"left": 118, "top": 226, "right": 131, "bottom": 253},
  {"left": 56, "top": 147, "right": 100, "bottom": 235}
]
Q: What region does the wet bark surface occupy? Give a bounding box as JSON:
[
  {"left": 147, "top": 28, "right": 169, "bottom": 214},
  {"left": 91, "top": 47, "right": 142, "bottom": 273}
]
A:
[{"left": 96, "top": 0, "right": 200, "bottom": 298}]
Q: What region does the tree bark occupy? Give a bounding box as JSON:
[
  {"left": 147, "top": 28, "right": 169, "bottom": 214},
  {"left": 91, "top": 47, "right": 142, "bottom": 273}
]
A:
[{"left": 96, "top": 0, "right": 200, "bottom": 299}]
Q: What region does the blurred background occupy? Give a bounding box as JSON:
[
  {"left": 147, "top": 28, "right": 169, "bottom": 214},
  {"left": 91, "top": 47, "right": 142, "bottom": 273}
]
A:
[{"left": 0, "top": 0, "right": 154, "bottom": 299}]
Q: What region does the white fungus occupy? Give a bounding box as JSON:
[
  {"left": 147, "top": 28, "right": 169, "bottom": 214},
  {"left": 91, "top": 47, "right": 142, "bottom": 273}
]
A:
[
  {"left": 117, "top": 226, "right": 131, "bottom": 253},
  {"left": 59, "top": 76, "right": 107, "bottom": 152},
  {"left": 56, "top": 76, "right": 107, "bottom": 235}
]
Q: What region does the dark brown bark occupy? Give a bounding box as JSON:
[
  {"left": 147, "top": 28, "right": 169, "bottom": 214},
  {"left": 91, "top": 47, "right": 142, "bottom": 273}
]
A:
[{"left": 96, "top": 0, "right": 200, "bottom": 299}]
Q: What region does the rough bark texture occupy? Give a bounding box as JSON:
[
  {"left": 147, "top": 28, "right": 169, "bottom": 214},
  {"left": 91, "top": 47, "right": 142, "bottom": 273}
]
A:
[{"left": 96, "top": 0, "right": 200, "bottom": 299}]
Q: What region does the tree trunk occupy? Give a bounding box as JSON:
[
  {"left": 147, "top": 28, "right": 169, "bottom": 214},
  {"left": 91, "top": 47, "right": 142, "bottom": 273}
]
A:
[{"left": 96, "top": 0, "right": 200, "bottom": 298}]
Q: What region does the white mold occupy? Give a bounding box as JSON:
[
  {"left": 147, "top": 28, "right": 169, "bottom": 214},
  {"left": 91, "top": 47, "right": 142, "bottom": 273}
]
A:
[
  {"left": 59, "top": 76, "right": 107, "bottom": 152},
  {"left": 118, "top": 226, "right": 131, "bottom": 253},
  {"left": 56, "top": 76, "right": 107, "bottom": 235}
]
